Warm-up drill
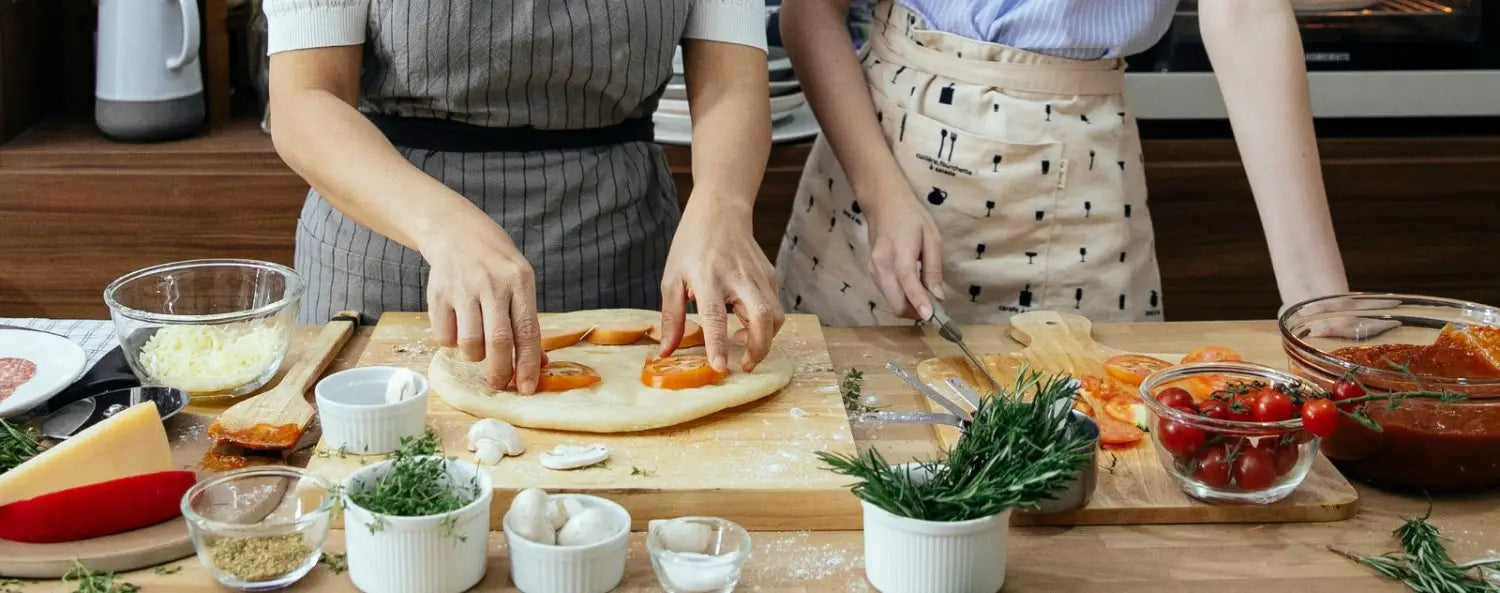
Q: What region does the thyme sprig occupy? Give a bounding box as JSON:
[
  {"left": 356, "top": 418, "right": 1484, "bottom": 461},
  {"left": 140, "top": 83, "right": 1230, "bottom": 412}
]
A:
[
  {"left": 1332, "top": 507, "right": 1500, "bottom": 592},
  {"left": 62, "top": 560, "right": 138, "bottom": 593},
  {"left": 840, "top": 369, "right": 882, "bottom": 416},
  {"left": 818, "top": 370, "right": 1092, "bottom": 522},
  {"left": 318, "top": 552, "right": 347, "bottom": 575},
  {"left": 346, "top": 429, "right": 479, "bottom": 533},
  {"left": 0, "top": 419, "right": 42, "bottom": 474}
]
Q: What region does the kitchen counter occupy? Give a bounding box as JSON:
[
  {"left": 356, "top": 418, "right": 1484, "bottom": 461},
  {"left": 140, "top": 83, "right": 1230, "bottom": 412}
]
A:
[{"left": 18, "top": 320, "right": 1496, "bottom": 592}]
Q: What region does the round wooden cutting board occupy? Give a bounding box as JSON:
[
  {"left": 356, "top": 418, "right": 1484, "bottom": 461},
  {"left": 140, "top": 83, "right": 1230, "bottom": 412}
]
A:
[{"left": 0, "top": 412, "right": 217, "bottom": 578}]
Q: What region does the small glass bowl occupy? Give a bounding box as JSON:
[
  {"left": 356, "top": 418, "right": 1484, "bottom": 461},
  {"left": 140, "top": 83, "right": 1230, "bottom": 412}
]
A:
[
  {"left": 104, "top": 259, "right": 302, "bottom": 399},
  {"left": 181, "top": 466, "right": 333, "bottom": 591},
  {"left": 1139, "top": 362, "right": 1322, "bottom": 505},
  {"left": 647, "top": 517, "right": 751, "bottom": 593}
]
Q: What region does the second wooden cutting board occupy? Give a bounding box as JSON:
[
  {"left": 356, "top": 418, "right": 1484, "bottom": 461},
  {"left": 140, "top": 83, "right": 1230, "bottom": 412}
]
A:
[
  {"left": 916, "top": 311, "right": 1359, "bottom": 526},
  {"left": 305, "top": 312, "right": 862, "bottom": 531}
]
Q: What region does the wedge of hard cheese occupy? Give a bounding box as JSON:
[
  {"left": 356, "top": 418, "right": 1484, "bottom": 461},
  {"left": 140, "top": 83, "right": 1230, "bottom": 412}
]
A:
[{"left": 0, "top": 401, "right": 173, "bottom": 507}]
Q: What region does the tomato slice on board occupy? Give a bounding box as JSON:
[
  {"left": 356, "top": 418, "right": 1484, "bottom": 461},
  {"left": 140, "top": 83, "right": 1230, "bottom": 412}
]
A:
[
  {"left": 508, "top": 361, "right": 602, "bottom": 392},
  {"left": 645, "top": 320, "right": 704, "bottom": 349},
  {"left": 1080, "top": 376, "right": 1129, "bottom": 401},
  {"left": 585, "top": 323, "right": 653, "bottom": 345},
  {"left": 1182, "top": 345, "right": 1243, "bottom": 364},
  {"left": 1097, "top": 416, "right": 1146, "bottom": 446},
  {"left": 1103, "top": 354, "right": 1173, "bottom": 387},
  {"left": 641, "top": 355, "right": 730, "bottom": 390},
  {"left": 540, "top": 328, "right": 590, "bottom": 351},
  {"left": 1103, "top": 398, "right": 1138, "bottom": 426}
]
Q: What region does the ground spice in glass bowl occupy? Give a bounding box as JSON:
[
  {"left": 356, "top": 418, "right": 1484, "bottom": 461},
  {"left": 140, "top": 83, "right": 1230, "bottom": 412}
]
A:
[
  {"left": 207, "top": 534, "right": 314, "bottom": 583},
  {"left": 181, "top": 466, "right": 334, "bottom": 590}
]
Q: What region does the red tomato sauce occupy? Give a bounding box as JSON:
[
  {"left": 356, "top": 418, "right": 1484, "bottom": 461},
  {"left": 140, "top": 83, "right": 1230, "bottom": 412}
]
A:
[{"left": 1331, "top": 344, "right": 1500, "bottom": 379}]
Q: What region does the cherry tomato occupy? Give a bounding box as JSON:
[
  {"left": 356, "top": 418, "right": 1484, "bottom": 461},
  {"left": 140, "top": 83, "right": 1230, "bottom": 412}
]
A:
[
  {"left": 1157, "top": 419, "right": 1206, "bottom": 457},
  {"left": 641, "top": 355, "right": 730, "bottom": 390},
  {"left": 1331, "top": 380, "right": 1365, "bottom": 410},
  {"left": 1251, "top": 389, "right": 1297, "bottom": 423},
  {"left": 1182, "top": 345, "right": 1244, "bottom": 364},
  {"left": 1232, "top": 447, "right": 1278, "bottom": 490},
  {"left": 1216, "top": 396, "right": 1255, "bottom": 422},
  {"left": 1255, "top": 438, "right": 1301, "bottom": 476},
  {"left": 586, "top": 322, "right": 653, "bottom": 345},
  {"left": 1155, "top": 387, "right": 1197, "bottom": 412},
  {"left": 508, "top": 361, "right": 602, "bottom": 392},
  {"left": 1191, "top": 444, "right": 1232, "bottom": 488},
  {"left": 1198, "top": 399, "right": 1231, "bottom": 421},
  {"left": 1104, "top": 354, "right": 1173, "bottom": 387},
  {"left": 1098, "top": 416, "right": 1147, "bottom": 446},
  {"left": 646, "top": 320, "right": 704, "bottom": 349},
  {"left": 1301, "top": 398, "right": 1340, "bottom": 438}
]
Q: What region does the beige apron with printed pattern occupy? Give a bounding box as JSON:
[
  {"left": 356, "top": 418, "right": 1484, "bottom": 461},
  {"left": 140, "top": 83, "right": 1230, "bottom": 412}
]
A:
[{"left": 776, "top": 1, "right": 1164, "bottom": 327}]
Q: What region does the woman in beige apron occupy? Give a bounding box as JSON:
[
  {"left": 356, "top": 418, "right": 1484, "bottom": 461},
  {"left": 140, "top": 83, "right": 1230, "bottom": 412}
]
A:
[{"left": 777, "top": 0, "right": 1349, "bottom": 326}]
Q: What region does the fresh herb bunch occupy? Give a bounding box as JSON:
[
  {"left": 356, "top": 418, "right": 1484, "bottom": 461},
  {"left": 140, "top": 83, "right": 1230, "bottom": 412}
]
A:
[
  {"left": 840, "top": 369, "right": 882, "bottom": 416},
  {"left": 62, "top": 560, "right": 139, "bottom": 593},
  {"left": 0, "top": 419, "right": 42, "bottom": 474},
  {"left": 347, "top": 429, "right": 479, "bottom": 522},
  {"left": 1332, "top": 507, "right": 1500, "bottom": 592},
  {"left": 819, "top": 370, "right": 1092, "bottom": 522},
  {"left": 319, "top": 552, "right": 348, "bottom": 575}
]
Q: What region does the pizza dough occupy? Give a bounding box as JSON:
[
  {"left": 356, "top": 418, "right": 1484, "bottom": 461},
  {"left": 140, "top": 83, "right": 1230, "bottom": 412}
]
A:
[{"left": 430, "top": 309, "right": 794, "bottom": 433}]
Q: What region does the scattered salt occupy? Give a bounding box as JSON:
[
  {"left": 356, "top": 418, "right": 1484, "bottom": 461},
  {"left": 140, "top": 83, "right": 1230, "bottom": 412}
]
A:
[
  {"left": 789, "top": 407, "right": 806, "bottom": 419},
  {"left": 859, "top": 394, "right": 879, "bottom": 407}
]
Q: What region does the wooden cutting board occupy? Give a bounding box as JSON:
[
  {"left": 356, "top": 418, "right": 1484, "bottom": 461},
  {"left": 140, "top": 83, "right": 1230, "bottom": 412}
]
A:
[
  {"left": 915, "top": 310, "right": 1359, "bottom": 526},
  {"left": 305, "top": 312, "right": 862, "bottom": 531}
]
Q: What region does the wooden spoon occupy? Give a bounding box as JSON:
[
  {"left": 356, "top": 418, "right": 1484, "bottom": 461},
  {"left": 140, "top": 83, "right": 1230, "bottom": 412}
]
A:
[{"left": 207, "top": 312, "right": 359, "bottom": 450}]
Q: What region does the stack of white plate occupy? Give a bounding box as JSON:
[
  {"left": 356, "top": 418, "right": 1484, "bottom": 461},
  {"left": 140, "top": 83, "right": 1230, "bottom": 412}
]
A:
[{"left": 654, "top": 46, "right": 819, "bottom": 145}]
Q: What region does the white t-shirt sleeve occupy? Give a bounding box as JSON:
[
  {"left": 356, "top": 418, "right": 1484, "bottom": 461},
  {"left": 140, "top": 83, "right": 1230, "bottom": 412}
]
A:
[
  {"left": 684, "top": 0, "right": 769, "bottom": 52},
  {"left": 264, "top": 0, "right": 371, "bottom": 55}
]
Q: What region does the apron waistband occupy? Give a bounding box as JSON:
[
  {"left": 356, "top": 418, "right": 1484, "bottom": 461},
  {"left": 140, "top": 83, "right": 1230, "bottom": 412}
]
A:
[
  {"left": 366, "top": 113, "right": 655, "bottom": 152},
  {"left": 873, "top": 1, "right": 1126, "bottom": 96}
]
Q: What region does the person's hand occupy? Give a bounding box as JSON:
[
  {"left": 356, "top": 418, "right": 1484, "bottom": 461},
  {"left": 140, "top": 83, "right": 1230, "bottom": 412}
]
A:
[
  {"left": 863, "top": 190, "right": 944, "bottom": 320},
  {"left": 659, "top": 201, "right": 784, "bottom": 373},
  {"left": 422, "top": 216, "right": 543, "bottom": 393}
]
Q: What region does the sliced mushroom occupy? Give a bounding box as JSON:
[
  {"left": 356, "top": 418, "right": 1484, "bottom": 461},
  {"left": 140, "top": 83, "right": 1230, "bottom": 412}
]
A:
[
  {"left": 466, "top": 418, "right": 525, "bottom": 456},
  {"left": 384, "top": 368, "right": 418, "bottom": 404},
  {"left": 539, "top": 444, "right": 610, "bottom": 470}
]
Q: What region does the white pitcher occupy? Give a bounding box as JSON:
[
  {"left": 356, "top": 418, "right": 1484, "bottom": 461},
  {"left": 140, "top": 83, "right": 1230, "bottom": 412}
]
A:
[{"left": 95, "top": 0, "right": 205, "bottom": 141}]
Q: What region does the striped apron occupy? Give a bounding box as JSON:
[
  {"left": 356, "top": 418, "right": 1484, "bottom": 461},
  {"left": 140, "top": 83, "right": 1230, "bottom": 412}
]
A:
[
  {"left": 294, "top": 0, "right": 690, "bottom": 324},
  {"left": 776, "top": 1, "right": 1164, "bottom": 327}
]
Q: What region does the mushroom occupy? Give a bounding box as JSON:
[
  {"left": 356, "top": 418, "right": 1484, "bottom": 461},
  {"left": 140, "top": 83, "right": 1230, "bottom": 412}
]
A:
[
  {"left": 473, "top": 438, "right": 506, "bottom": 465},
  {"left": 466, "top": 419, "right": 524, "bottom": 456},
  {"left": 384, "top": 368, "right": 417, "bottom": 404},
  {"left": 546, "top": 496, "right": 585, "bottom": 530},
  {"left": 506, "top": 488, "right": 555, "bottom": 545},
  {"left": 557, "top": 506, "right": 616, "bottom": 546},
  {"left": 539, "top": 444, "right": 609, "bottom": 470}
]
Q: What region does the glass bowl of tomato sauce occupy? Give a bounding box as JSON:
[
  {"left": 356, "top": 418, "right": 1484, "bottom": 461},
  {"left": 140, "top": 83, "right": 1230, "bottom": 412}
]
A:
[
  {"left": 1139, "top": 362, "right": 1323, "bottom": 505},
  {"left": 1280, "top": 293, "right": 1500, "bottom": 493}
]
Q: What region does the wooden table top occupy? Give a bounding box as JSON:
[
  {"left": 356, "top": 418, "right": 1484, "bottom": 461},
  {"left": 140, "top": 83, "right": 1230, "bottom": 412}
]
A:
[{"left": 21, "top": 321, "right": 1498, "bottom": 592}]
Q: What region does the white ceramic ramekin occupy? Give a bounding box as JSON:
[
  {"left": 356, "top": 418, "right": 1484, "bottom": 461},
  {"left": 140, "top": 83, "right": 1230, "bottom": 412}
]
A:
[
  {"left": 342, "top": 457, "right": 492, "bottom": 593},
  {"left": 861, "top": 501, "right": 1011, "bottom": 593},
  {"left": 505, "top": 494, "right": 631, "bottom": 593},
  {"left": 315, "top": 366, "right": 428, "bottom": 454}
]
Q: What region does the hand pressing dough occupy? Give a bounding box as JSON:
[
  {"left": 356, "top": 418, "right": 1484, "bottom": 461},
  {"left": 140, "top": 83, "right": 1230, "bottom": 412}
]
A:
[{"left": 430, "top": 309, "right": 794, "bottom": 433}]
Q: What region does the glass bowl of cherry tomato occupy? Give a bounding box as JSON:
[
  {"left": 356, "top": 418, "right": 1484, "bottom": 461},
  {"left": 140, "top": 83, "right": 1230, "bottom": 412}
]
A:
[{"left": 1139, "top": 362, "right": 1333, "bottom": 505}]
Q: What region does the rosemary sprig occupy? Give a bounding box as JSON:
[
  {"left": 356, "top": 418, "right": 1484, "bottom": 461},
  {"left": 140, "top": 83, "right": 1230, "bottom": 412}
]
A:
[
  {"left": 840, "top": 369, "right": 882, "bottom": 416},
  {"left": 0, "top": 419, "right": 43, "bottom": 474},
  {"left": 819, "top": 370, "right": 1092, "bottom": 522},
  {"left": 346, "top": 429, "right": 478, "bottom": 530},
  {"left": 1332, "top": 507, "right": 1500, "bottom": 592},
  {"left": 62, "top": 560, "right": 139, "bottom": 593}
]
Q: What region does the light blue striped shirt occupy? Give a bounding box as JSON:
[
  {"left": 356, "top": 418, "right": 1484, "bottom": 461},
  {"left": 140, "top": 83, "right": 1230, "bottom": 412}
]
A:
[{"left": 896, "top": 0, "right": 1180, "bottom": 60}]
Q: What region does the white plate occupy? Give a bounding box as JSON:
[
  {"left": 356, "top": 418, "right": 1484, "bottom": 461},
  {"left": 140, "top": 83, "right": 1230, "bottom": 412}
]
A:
[
  {"left": 0, "top": 329, "right": 87, "bottom": 418},
  {"left": 654, "top": 103, "right": 820, "bottom": 146}
]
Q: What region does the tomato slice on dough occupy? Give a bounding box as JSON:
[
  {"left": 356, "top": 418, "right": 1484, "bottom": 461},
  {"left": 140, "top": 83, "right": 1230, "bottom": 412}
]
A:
[
  {"left": 586, "top": 323, "right": 653, "bottom": 345},
  {"left": 1181, "top": 345, "right": 1243, "bottom": 363},
  {"left": 540, "top": 328, "right": 590, "bottom": 351},
  {"left": 645, "top": 320, "right": 704, "bottom": 349},
  {"left": 1103, "top": 354, "right": 1172, "bottom": 387},
  {"left": 641, "top": 355, "right": 729, "bottom": 390},
  {"left": 509, "top": 361, "right": 601, "bottom": 392}
]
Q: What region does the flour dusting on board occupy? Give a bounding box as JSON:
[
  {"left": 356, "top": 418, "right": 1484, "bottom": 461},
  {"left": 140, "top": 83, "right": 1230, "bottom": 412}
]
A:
[{"left": 746, "top": 532, "right": 861, "bottom": 583}]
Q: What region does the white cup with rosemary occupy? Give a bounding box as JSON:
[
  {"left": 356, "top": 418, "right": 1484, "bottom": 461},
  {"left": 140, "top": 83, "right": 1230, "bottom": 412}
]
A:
[
  {"left": 340, "top": 429, "right": 493, "bottom": 593},
  {"left": 819, "top": 371, "right": 1093, "bottom": 593}
]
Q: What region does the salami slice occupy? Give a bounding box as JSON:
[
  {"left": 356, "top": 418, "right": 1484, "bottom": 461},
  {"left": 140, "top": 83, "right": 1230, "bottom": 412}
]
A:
[{"left": 0, "top": 357, "right": 38, "bottom": 401}]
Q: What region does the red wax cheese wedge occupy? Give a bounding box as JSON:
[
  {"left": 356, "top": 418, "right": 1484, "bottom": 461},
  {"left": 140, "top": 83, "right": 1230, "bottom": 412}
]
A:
[{"left": 0, "top": 470, "right": 196, "bottom": 543}]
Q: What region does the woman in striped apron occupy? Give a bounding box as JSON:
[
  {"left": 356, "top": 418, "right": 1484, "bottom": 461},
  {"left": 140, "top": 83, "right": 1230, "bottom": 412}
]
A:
[
  {"left": 265, "top": 0, "right": 783, "bottom": 392},
  {"left": 776, "top": 0, "right": 1349, "bottom": 326}
]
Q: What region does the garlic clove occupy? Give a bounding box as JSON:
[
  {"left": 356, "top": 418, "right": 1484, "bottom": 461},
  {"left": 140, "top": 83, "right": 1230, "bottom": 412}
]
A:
[
  {"left": 557, "top": 506, "right": 616, "bottom": 547},
  {"left": 474, "top": 438, "right": 505, "bottom": 465},
  {"left": 539, "top": 444, "right": 609, "bottom": 470},
  {"left": 384, "top": 368, "right": 417, "bottom": 404}
]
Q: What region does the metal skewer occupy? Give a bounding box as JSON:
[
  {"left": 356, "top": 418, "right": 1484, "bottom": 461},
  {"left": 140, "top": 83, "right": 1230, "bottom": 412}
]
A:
[
  {"left": 885, "top": 362, "right": 972, "bottom": 421},
  {"left": 859, "top": 410, "right": 969, "bottom": 429},
  {"left": 925, "top": 293, "right": 1003, "bottom": 393},
  {"left": 944, "top": 378, "right": 985, "bottom": 409}
]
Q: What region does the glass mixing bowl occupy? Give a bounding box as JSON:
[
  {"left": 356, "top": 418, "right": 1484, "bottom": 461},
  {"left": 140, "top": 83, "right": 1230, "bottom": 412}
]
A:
[
  {"left": 104, "top": 259, "right": 302, "bottom": 399},
  {"left": 1280, "top": 293, "right": 1500, "bottom": 492},
  {"left": 181, "top": 466, "right": 333, "bottom": 591}
]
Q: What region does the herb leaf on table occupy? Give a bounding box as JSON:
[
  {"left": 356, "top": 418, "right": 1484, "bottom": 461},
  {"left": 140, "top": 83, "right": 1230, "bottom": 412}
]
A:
[
  {"left": 1332, "top": 507, "right": 1500, "bottom": 593},
  {"left": 819, "top": 370, "right": 1092, "bottom": 522},
  {"left": 0, "top": 419, "right": 42, "bottom": 474}
]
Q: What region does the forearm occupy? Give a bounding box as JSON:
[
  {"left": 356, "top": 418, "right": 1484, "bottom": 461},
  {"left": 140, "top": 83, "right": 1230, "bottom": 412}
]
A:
[
  {"left": 269, "top": 55, "right": 488, "bottom": 253},
  {"left": 780, "top": 0, "right": 908, "bottom": 203},
  {"left": 1201, "top": 0, "right": 1348, "bottom": 306},
  {"left": 682, "top": 40, "right": 773, "bottom": 217}
]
